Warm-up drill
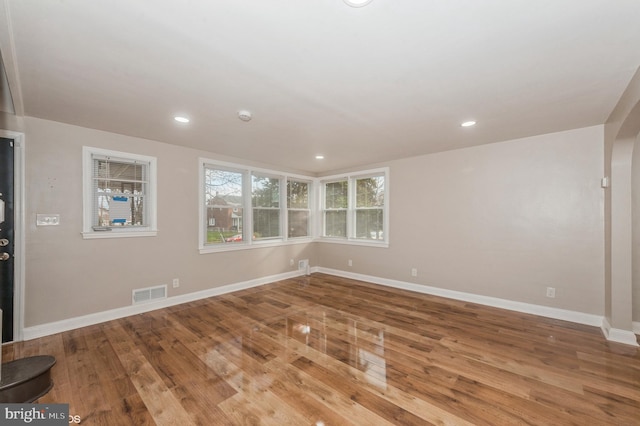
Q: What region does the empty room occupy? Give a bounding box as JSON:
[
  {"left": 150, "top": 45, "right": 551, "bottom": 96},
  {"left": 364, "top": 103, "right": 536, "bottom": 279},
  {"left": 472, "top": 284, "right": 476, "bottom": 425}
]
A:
[{"left": 0, "top": 0, "right": 639, "bottom": 424}]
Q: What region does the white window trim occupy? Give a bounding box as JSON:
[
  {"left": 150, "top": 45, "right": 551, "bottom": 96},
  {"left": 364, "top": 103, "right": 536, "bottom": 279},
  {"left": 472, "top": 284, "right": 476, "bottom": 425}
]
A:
[
  {"left": 82, "top": 146, "right": 158, "bottom": 239},
  {"left": 199, "top": 158, "right": 316, "bottom": 254},
  {"left": 318, "top": 167, "right": 389, "bottom": 248}
]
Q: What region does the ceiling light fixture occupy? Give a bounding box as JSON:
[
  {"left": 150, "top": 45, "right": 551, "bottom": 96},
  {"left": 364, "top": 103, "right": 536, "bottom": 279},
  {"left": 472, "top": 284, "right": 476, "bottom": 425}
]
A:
[
  {"left": 238, "top": 110, "right": 252, "bottom": 122},
  {"left": 344, "top": 0, "right": 373, "bottom": 7},
  {"left": 461, "top": 120, "right": 476, "bottom": 127},
  {"left": 174, "top": 116, "right": 190, "bottom": 123},
  {"left": 315, "top": 155, "right": 325, "bottom": 160}
]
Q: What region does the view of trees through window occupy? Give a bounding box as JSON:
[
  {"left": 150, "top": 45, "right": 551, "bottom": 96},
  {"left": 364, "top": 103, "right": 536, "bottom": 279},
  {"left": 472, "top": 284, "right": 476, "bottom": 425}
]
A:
[
  {"left": 204, "top": 167, "right": 314, "bottom": 244},
  {"left": 287, "top": 180, "right": 310, "bottom": 238},
  {"left": 252, "top": 175, "right": 281, "bottom": 240},
  {"left": 355, "top": 176, "right": 384, "bottom": 240},
  {"left": 324, "top": 180, "right": 348, "bottom": 237},
  {"left": 323, "top": 175, "right": 385, "bottom": 240}
]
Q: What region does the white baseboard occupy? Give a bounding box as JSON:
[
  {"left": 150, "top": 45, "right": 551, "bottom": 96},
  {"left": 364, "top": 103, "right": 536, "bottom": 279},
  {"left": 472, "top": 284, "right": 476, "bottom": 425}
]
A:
[
  {"left": 601, "top": 317, "right": 640, "bottom": 347},
  {"left": 23, "top": 269, "right": 307, "bottom": 341},
  {"left": 317, "top": 267, "right": 605, "bottom": 327},
  {"left": 22, "top": 266, "right": 637, "bottom": 346}
]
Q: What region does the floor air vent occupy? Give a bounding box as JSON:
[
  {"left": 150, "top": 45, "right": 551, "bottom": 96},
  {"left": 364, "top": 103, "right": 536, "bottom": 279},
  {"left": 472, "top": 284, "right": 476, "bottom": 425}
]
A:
[{"left": 132, "top": 285, "right": 167, "bottom": 304}]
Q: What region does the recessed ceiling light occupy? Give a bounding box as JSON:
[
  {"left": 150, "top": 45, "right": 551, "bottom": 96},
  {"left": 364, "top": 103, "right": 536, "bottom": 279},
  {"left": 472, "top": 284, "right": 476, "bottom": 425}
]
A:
[
  {"left": 174, "top": 116, "right": 190, "bottom": 123},
  {"left": 461, "top": 121, "right": 476, "bottom": 127},
  {"left": 315, "top": 155, "right": 325, "bottom": 160},
  {"left": 344, "top": 0, "right": 373, "bottom": 7}
]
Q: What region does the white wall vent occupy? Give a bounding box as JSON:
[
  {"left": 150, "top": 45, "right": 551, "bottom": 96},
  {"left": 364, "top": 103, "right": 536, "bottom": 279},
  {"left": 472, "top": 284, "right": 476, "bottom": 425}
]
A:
[
  {"left": 132, "top": 285, "right": 167, "bottom": 305},
  {"left": 298, "top": 259, "right": 310, "bottom": 275}
]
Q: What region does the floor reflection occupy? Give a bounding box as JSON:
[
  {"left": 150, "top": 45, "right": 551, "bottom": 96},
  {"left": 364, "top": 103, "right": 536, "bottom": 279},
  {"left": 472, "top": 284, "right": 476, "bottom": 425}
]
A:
[{"left": 281, "top": 309, "right": 389, "bottom": 390}]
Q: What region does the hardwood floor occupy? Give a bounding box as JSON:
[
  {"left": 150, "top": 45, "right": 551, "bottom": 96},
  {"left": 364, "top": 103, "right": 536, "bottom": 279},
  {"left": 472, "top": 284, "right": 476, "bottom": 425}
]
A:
[{"left": 3, "top": 273, "right": 640, "bottom": 425}]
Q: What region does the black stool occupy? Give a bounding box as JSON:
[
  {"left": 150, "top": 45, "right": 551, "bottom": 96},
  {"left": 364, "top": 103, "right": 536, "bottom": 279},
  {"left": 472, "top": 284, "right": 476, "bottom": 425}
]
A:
[{"left": 0, "top": 355, "right": 56, "bottom": 403}]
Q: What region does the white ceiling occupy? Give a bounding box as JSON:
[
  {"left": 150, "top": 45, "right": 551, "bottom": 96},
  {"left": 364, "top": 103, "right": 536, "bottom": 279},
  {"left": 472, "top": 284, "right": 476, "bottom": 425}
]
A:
[{"left": 2, "top": 0, "right": 640, "bottom": 174}]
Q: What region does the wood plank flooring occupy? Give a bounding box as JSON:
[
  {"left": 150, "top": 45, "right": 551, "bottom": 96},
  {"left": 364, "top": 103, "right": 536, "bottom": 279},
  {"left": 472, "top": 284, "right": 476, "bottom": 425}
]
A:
[{"left": 3, "top": 273, "right": 640, "bottom": 425}]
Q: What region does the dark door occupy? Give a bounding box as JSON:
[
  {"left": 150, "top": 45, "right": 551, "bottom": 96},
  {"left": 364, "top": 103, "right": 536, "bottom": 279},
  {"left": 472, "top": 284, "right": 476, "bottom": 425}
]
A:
[{"left": 0, "top": 137, "right": 14, "bottom": 342}]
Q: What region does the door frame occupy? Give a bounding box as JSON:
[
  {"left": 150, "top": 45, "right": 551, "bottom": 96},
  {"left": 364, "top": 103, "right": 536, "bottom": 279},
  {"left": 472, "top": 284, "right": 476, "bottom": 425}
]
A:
[{"left": 0, "top": 129, "right": 24, "bottom": 342}]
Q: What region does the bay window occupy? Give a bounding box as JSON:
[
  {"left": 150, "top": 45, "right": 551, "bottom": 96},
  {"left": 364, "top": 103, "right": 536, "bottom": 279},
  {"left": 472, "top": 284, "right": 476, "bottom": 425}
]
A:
[{"left": 199, "top": 159, "right": 388, "bottom": 252}]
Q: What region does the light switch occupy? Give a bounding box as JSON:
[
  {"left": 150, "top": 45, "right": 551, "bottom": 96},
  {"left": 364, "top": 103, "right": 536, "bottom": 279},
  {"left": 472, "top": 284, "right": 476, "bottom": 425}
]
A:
[{"left": 36, "top": 214, "right": 60, "bottom": 226}]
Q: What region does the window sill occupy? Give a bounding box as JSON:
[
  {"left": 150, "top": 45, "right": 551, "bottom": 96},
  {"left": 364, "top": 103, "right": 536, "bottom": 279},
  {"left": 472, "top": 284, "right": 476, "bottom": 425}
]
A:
[
  {"left": 82, "top": 230, "right": 158, "bottom": 239},
  {"left": 199, "top": 237, "right": 312, "bottom": 254},
  {"left": 316, "top": 237, "right": 389, "bottom": 248}
]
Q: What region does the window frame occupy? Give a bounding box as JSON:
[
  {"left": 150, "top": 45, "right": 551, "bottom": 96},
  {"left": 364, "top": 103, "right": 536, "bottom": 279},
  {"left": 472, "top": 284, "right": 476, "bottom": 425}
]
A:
[
  {"left": 199, "top": 158, "right": 315, "bottom": 253},
  {"left": 82, "top": 146, "right": 158, "bottom": 239},
  {"left": 319, "top": 167, "right": 389, "bottom": 248}
]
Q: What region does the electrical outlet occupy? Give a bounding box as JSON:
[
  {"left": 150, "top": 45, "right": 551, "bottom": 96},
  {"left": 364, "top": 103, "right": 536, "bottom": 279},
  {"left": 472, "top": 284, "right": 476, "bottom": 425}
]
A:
[
  {"left": 411, "top": 268, "right": 418, "bottom": 277},
  {"left": 289, "top": 259, "right": 294, "bottom": 266},
  {"left": 546, "top": 287, "right": 555, "bottom": 298},
  {"left": 348, "top": 259, "right": 353, "bottom": 267},
  {"left": 173, "top": 278, "right": 180, "bottom": 288}
]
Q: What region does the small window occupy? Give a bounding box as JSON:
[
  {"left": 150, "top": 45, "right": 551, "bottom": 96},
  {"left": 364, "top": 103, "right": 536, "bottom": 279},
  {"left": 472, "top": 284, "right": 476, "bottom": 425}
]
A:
[
  {"left": 320, "top": 168, "right": 388, "bottom": 246},
  {"left": 82, "top": 147, "right": 157, "bottom": 238}
]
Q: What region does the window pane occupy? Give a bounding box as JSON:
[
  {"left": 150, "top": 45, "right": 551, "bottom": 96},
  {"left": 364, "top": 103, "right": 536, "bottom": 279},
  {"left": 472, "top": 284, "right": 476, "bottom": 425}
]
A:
[
  {"left": 252, "top": 175, "right": 281, "bottom": 239},
  {"left": 95, "top": 160, "right": 144, "bottom": 182},
  {"left": 288, "top": 210, "right": 309, "bottom": 238},
  {"left": 356, "top": 209, "right": 384, "bottom": 240},
  {"left": 96, "top": 193, "right": 145, "bottom": 227},
  {"left": 93, "top": 158, "right": 147, "bottom": 228},
  {"left": 325, "top": 181, "right": 348, "bottom": 209},
  {"left": 253, "top": 209, "right": 280, "bottom": 239},
  {"left": 287, "top": 180, "right": 309, "bottom": 208},
  {"left": 252, "top": 175, "right": 280, "bottom": 208},
  {"left": 356, "top": 176, "right": 384, "bottom": 208},
  {"left": 205, "top": 168, "right": 244, "bottom": 244},
  {"left": 325, "top": 210, "right": 347, "bottom": 237},
  {"left": 288, "top": 180, "right": 309, "bottom": 238}
]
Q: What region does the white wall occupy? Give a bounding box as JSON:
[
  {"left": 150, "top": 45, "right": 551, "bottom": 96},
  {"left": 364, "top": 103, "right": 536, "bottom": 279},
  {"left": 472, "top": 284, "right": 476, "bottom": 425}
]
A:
[
  {"left": 318, "top": 126, "right": 606, "bottom": 315},
  {"left": 24, "top": 117, "right": 313, "bottom": 327}
]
